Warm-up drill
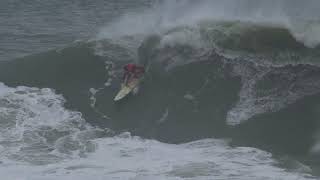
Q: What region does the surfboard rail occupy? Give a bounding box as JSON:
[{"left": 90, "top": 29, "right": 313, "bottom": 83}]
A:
[{"left": 114, "top": 78, "right": 141, "bottom": 101}]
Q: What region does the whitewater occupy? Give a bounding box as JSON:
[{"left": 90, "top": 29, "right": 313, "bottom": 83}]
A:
[{"left": 0, "top": 83, "right": 313, "bottom": 179}]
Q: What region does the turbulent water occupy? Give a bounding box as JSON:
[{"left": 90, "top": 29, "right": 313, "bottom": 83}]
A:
[{"left": 1, "top": 0, "right": 320, "bottom": 179}]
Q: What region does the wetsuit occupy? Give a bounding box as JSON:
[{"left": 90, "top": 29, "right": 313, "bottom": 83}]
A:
[{"left": 123, "top": 63, "right": 145, "bottom": 84}]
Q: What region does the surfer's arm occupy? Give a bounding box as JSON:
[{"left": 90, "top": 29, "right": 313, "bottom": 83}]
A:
[
  {"left": 135, "top": 66, "right": 145, "bottom": 74},
  {"left": 136, "top": 66, "right": 145, "bottom": 78}
]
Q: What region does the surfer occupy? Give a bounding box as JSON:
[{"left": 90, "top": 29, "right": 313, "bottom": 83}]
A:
[{"left": 123, "top": 63, "right": 145, "bottom": 85}]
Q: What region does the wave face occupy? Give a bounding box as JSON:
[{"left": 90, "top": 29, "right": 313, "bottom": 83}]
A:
[{"left": 2, "top": 0, "right": 320, "bottom": 179}]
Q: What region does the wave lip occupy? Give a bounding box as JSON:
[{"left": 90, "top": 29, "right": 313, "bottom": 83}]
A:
[{"left": 97, "top": 0, "right": 320, "bottom": 49}]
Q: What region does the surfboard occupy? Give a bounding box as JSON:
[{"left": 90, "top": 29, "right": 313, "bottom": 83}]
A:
[{"left": 114, "top": 77, "right": 141, "bottom": 101}]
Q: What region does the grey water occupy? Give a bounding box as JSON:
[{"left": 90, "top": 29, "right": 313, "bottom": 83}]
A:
[{"left": 1, "top": 0, "right": 320, "bottom": 179}]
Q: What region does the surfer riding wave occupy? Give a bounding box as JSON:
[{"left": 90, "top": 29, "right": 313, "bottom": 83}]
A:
[
  {"left": 123, "top": 63, "right": 145, "bottom": 85},
  {"left": 114, "top": 35, "right": 159, "bottom": 101}
]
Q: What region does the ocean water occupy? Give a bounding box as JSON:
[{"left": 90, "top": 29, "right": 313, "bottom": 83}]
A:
[{"left": 1, "top": 0, "right": 320, "bottom": 179}]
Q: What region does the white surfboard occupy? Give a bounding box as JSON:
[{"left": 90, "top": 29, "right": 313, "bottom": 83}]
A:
[{"left": 114, "top": 78, "right": 141, "bottom": 101}]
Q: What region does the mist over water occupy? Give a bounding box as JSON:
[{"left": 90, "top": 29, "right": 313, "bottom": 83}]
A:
[{"left": 98, "top": 0, "right": 320, "bottom": 48}]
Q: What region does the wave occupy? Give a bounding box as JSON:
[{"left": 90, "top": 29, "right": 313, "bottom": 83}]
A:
[
  {"left": 0, "top": 82, "right": 313, "bottom": 179},
  {"left": 97, "top": 0, "right": 320, "bottom": 49},
  {"left": 0, "top": 81, "right": 313, "bottom": 178},
  {"left": 1, "top": 33, "right": 320, "bottom": 157},
  {"left": 1, "top": 1, "right": 320, "bottom": 175},
  {"left": 0, "top": 82, "right": 110, "bottom": 165},
  {"left": 0, "top": 135, "right": 315, "bottom": 179}
]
